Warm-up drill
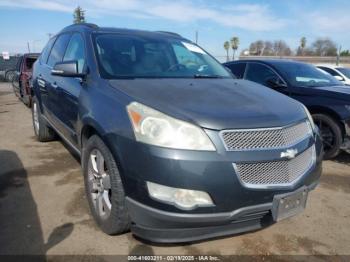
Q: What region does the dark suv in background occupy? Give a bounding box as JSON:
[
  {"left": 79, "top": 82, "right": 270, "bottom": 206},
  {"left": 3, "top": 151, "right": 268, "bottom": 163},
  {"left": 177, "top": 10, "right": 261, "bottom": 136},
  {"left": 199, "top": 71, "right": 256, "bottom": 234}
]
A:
[
  {"left": 31, "top": 24, "right": 322, "bottom": 243},
  {"left": 225, "top": 59, "right": 350, "bottom": 159}
]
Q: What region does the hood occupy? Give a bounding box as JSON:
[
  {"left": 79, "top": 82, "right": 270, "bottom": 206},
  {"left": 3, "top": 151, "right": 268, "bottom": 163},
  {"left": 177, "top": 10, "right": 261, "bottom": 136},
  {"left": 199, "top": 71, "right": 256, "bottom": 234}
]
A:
[{"left": 109, "top": 78, "right": 306, "bottom": 130}]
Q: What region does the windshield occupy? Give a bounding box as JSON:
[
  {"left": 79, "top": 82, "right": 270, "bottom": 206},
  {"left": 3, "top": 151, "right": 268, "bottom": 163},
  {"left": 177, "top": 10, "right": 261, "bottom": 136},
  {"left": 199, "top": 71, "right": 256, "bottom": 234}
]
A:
[
  {"left": 276, "top": 62, "right": 342, "bottom": 87},
  {"left": 93, "top": 33, "right": 231, "bottom": 79},
  {"left": 337, "top": 67, "right": 350, "bottom": 79}
]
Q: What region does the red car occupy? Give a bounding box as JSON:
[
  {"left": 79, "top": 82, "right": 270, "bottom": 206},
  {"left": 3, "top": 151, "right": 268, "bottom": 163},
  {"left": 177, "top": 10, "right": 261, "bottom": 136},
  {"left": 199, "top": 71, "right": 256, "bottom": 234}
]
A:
[{"left": 12, "top": 53, "right": 39, "bottom": 107}]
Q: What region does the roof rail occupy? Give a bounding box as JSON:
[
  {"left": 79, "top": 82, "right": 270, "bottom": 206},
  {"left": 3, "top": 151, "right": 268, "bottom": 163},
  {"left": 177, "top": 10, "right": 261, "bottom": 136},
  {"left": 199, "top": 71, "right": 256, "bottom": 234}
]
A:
[
  {"left": 65, "top": 23, "right": 99, "bottom": 29},
  {"left": 155, "top": 31, "right": 182, "bottom": 37}
]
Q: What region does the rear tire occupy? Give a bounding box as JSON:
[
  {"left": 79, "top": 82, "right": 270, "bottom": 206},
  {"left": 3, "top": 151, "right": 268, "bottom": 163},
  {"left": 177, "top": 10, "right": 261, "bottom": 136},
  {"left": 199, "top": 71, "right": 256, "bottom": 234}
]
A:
[
  {"left": 313, "top": 114, "right": 342, "bottom": 159},
  {"left": 82, "top": 135, "right": 130, "bottom": 235},
  {"left": 32, "top": 97, "right": 56, "bottom": 142}
]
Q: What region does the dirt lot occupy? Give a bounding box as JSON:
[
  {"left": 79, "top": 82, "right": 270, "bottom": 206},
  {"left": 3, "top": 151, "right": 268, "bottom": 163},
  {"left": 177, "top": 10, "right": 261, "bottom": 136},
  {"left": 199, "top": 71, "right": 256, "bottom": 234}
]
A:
[{"left": 1, "top": 82, "right": 350, "bottom": 258}]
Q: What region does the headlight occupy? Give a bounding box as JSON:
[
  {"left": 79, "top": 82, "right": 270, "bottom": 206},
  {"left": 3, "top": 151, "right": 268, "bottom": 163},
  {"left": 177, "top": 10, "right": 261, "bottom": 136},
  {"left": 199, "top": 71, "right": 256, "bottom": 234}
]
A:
[
  {"left": 303, "top": 105, "right": 316, "bottom": 132},
  {"left": 127, "top": 102, "right": 215, "bottom": 151},
  {"left": 147, "top": 182, "right": 213, "bottom": 210}
]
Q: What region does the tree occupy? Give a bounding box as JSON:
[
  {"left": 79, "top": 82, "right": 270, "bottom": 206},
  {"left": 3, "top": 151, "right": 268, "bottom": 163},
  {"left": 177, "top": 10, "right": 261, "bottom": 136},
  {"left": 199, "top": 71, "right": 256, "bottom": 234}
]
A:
[
  {"left": 273, "top": 40, "right": 291, "bottom": 56},
  {"left": 73, "top": 6, "right": 85, "bottom": 24},
  {"left": 340, "top": 50, "right": 350, "bottom": 56},
  {"left": 230, "top": 37, "right": 239, "bottom": 60},
  {"left": 223, "top": 41, "right": 230, "bottom": 62},
  {"left": 299, "top": 37, "right": 306, "bottom": 56},
  {"left": 312, "top": 38, "right": 337, "bottom": 56}
]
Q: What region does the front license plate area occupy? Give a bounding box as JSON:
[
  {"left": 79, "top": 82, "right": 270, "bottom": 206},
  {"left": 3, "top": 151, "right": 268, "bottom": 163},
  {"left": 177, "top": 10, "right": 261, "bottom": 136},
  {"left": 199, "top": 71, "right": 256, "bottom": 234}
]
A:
[{"left": 272, "top": 187, "right": 308, "bottom": 222}]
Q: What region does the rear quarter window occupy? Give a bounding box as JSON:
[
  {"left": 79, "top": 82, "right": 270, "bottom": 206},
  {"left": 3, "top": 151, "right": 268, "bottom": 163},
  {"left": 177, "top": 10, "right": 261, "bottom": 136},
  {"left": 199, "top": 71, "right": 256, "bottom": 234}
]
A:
[
  {"left": 47, "top": 34, "right": 71, "bottom": 67},
  {"left": 40, "top": 36, "right": 56, "bottom": 64}
]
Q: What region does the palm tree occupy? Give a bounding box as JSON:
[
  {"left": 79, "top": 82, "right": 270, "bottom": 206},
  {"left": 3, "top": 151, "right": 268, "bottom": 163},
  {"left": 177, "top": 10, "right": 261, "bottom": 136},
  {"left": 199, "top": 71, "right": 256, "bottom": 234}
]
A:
[
  {"left": 224, "top": 41, "right": 230, "bottom": 62},
  {"left": 73, "top": 6, "right": 86, "bottom": 24},
  {"left": 300, "top": 37, "right": 306, "bottom": 56},
  {"left": 230, "top": 37, "right": 239, "bottom": 60}
]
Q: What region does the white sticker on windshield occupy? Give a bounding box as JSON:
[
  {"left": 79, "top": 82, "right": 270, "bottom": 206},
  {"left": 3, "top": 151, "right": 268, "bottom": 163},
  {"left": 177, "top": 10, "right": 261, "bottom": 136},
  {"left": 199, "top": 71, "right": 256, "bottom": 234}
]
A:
[{"left": 182, "top": 42, "right": 206, "bottom": 54}]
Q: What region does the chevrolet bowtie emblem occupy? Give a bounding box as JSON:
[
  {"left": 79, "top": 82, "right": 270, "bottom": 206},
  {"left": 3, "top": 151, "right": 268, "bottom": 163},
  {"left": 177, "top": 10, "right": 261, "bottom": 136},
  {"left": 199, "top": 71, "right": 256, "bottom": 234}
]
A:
[{"left": 280, "top": 149, "right": 298, "bottom": 159}]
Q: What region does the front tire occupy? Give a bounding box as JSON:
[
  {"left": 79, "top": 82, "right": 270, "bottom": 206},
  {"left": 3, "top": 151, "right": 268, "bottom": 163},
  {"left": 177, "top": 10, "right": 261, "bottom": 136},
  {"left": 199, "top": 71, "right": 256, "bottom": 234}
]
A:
[
  {"left": 313, "top": 114, "right": 342, "bottom": 159},
  {"left": 82, "top": 135, "right": 130, "bottom": 235},
  {"left": 31, "top": 97, "right": 56, "bottom": 142}
]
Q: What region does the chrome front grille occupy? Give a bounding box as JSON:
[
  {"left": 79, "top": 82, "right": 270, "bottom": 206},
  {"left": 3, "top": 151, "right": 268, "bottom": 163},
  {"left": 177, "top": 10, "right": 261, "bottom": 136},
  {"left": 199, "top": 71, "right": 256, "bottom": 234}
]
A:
[
  {"left": 221, "top": 121, "right": 312, "bottom": 151},
  {"left": 233, "top": 146, "right": 315, "bottom": 188}
]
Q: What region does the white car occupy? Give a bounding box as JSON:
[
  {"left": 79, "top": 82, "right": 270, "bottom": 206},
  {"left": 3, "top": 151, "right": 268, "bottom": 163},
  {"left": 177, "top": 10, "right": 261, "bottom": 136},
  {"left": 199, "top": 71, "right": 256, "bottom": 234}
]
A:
[{"left": 317, "top": 64, "right": 350, "bottom": 86}]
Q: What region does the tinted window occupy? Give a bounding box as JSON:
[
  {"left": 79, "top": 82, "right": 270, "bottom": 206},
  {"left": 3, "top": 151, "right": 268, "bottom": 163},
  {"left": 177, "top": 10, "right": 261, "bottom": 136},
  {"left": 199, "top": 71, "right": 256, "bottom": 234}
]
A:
[
  {"left": 94, "top": 34, "right": 231, "bottom": 79},
  {"left": 245, "top": 63, "right": 279, "bottom": 86},
  {"left": 15, "top": 56, "right": 23, "bottom": 71},
  {"left": 25, "top": 57, "right": 37, "bottom": 70},
  {"left": 337, "top": 67, "right": 350, "bottom": 78},
  {"left": 63, "top": 33, "right": 85, "bottom": 73},
  {"left": 226, "top": 63, "right": 246, "bottom": 78},
  {"left": 318, "top": 67, "right": 340, "bottom": 77},
  {"left": 276, "top": 63, "right": 341, "bottom": 87},
  {"left": 47, "top": 34, "right": 71, "bottom": 67},
  {"left": 40, "top": 36, "right": 56, "bottom": 64}
]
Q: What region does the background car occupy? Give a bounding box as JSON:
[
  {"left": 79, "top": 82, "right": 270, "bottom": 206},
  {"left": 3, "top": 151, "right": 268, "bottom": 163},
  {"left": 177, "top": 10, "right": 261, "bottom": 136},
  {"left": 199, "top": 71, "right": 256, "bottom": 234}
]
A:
[
  {"left": 0, "top": 55, "right": 20, "bottom": 82},
  {"left": 224, "top": 59, "right": 350, "bottom": 159},
  {"left": 317, "top": 65, "right": 350, "bottom": 86},
  {"left": 12, "top": 53, "right": 39, "bottom": 106}
]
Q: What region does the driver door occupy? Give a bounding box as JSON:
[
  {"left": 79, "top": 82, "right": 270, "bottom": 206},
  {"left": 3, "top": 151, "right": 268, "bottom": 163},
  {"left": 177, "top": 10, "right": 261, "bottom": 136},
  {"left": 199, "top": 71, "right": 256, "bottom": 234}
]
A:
[{"left": 244, "top": 62, "right": 289, "bottom": 95}]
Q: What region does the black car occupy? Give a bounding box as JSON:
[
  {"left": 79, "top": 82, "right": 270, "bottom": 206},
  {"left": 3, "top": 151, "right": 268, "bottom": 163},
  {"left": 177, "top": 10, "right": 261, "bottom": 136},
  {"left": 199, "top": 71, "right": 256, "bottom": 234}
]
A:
[
  {"left": 224, "top": 59, "right": 350, "bottom": 159},
  {"left": 31, "top": 24, "right": 322, "bottom": 243}
]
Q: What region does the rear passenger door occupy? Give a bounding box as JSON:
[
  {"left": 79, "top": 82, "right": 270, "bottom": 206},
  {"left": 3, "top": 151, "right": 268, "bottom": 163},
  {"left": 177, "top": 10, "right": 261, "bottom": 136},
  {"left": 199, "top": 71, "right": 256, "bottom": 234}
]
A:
[
  {"left": 44, "top": 33, "right": 71, "bottom": 125},
  {"left": 35, "top": 36, "right": 56, "bottom": 111},
  {"left": 53, "top": 32, "right": 86, "bottom": 145}
]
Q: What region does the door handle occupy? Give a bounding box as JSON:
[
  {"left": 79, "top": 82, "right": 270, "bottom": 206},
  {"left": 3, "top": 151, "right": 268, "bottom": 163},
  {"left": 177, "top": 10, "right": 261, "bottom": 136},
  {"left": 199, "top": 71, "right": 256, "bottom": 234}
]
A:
[{"left": 52, "top": 82, "right": 58, "bottom": 88}]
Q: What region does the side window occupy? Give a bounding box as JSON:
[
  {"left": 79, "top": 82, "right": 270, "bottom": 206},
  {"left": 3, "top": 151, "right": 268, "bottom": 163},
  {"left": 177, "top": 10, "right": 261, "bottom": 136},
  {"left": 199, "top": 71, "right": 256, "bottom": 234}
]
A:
[
  {"left": 47, "top": 34, "right": 71, "bottom": 67},
  {"left": 40, "top": 36, "right": 56, "bottom": 64},
  {"left": 245, "top": 63, "right": 280, "bottom": 87},
  {"left": 63, "top": 33, "right": 85, "bottom": 73},
  {"left": 226, "top": 63, "right": 246, "bottom": 78},
  {"left": 319, "top": 67, "right": 340, "bottom": 77},
  {"left": 15, "top": 56, "right": 23, "bottom": 71},
  {"left": 172, "top": 44, "right": 204, "bottom": 67}
]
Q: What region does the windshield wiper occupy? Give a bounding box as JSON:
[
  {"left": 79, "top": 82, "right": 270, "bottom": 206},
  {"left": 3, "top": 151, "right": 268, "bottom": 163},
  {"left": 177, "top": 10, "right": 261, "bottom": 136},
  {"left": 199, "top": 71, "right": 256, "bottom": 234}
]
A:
[{"left": 193, "top": 74, "right": 223, "bottom": 79}]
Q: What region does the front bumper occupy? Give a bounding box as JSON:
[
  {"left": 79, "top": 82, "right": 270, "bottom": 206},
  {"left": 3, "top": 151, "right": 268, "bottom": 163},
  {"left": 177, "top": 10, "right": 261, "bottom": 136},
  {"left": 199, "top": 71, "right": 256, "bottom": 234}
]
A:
[
  {"left": 127, "top": 181, "right": 319, "bottom": 243},
  {"left": 106, "top": 126, "right": 323, "bottom": 243}
]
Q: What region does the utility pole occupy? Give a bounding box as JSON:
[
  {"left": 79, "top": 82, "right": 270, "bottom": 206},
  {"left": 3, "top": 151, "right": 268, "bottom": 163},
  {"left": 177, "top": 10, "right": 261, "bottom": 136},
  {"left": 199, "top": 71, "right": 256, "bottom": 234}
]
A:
[
  {"left": 27, "top": 42, "right": 31, "bottom": 53},
  {"left": 336, "top": 45, "right": 342, "bottom": 66},
  {"left": 195, "top": 30, "right": 198, "bottom": 44}
]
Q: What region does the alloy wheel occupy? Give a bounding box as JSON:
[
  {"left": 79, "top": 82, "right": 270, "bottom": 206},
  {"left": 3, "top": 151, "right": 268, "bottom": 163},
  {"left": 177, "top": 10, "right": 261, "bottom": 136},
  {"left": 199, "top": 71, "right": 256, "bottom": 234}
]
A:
[
  {"left": 314, "top": 118, "right": 336, "bottom": 155},
  {"left": 87, "top": 149, "right": 112, "bottom": 220},
  {"left": 33, "top": 102, "right": 40, "bottom": 135}
]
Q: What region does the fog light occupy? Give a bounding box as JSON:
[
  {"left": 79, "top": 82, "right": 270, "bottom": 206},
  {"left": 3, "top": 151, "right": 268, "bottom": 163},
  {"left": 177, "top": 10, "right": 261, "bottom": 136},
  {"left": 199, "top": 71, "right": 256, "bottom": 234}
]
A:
[{"left": 146, "top": 182, "right": 213, "bottom": 210}]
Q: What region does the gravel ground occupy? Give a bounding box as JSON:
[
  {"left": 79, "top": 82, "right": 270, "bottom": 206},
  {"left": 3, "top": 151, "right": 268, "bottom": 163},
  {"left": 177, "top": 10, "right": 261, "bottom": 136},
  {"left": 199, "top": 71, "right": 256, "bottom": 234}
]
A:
[{"left": 0, "top": 82, "right": 349, "bottom": 259}]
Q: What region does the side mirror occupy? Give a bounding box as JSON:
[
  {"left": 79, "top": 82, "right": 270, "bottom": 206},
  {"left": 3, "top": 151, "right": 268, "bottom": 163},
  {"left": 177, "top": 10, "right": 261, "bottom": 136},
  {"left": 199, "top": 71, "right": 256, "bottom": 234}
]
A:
[
  {"left": 51, "top": 61, "right": 85, "bottom": 77},
  {"left": 334, "top": 75, "right": 344, "bottom": 81},
  {"left": 266, "top": 77, "right": 287, "bottom": 89}
]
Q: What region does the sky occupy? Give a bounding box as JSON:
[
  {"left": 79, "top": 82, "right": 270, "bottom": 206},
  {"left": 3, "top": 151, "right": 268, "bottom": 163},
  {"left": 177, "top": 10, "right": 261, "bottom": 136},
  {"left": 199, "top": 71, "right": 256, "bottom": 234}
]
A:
[{"left": 0, "top": 0, "right": 349, "bottom": 60}]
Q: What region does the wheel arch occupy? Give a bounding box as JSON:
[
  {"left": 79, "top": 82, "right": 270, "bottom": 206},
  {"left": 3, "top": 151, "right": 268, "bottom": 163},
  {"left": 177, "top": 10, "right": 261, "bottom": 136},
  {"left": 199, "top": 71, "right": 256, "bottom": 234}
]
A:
[{"left": 308, "top": 105, "right": 345, "bottom": 138}]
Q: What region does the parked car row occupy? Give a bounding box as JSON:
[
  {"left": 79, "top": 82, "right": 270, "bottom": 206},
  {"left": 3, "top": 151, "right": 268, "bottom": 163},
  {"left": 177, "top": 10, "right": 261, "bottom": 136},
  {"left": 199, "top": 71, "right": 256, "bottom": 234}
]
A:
[
  {"left": 15, "top": 23, "right": 326, "bottom": 243},
  {"left": 224, "top": 59, "right": 350, "bottom": 159}
]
